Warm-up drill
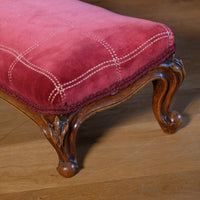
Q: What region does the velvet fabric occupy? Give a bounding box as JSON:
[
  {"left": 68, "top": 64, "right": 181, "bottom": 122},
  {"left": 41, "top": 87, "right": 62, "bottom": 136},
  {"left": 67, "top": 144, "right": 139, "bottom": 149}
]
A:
[{"left": 0, "top": 0, "right": 175, "bottom": 114}]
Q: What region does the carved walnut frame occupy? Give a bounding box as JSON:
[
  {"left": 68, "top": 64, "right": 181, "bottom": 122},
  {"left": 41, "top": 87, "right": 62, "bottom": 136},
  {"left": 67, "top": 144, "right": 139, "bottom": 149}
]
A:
[{"left": 0, "top": 55, "right": 185, "bottom": 178}]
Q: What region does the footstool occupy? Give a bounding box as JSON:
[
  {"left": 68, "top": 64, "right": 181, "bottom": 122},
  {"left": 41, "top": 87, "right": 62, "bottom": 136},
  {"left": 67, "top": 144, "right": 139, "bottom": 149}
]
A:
[{"left": 0, "top": 0, "right": 185, "bottom": 177}]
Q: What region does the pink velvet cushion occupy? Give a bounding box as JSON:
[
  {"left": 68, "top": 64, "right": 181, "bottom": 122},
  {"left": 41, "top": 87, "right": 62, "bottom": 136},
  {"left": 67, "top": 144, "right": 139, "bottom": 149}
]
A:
[{"left": 0, "top": 0, "right": 175, "bottom": 114}]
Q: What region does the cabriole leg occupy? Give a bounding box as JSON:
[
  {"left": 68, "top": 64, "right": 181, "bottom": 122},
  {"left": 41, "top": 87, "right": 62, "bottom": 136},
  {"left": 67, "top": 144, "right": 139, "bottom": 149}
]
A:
[
  {"left": 152, "top": 56, "right": 185, "bottom": 134},
  {"left": 41, "top": 113, "right": 80, "bottom": 178}
]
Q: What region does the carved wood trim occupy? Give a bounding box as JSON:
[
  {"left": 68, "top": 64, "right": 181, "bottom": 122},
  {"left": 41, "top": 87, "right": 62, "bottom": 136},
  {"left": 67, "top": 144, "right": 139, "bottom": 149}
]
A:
[{"left": 0, "top": 54, "right": 185, "bottom": 177}]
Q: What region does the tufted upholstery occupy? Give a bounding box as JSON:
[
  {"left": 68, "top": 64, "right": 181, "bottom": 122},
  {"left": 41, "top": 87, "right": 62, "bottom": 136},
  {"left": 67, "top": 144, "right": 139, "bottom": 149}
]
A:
[{"left": 0, "top": 0, "right": 175, "bottom": 114}]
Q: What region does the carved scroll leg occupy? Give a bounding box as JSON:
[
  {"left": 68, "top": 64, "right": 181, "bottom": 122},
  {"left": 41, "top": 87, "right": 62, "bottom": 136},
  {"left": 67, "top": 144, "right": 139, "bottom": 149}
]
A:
[
  {"left": 41, "top": 113, "right": 79, "bottom": 178},
  {"left": 152, "top": 57, "right": 186, "bottom": 134}
]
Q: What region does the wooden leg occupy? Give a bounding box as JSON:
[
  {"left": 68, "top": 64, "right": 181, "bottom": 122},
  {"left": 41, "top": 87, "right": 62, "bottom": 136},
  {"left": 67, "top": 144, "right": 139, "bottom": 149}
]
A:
[
  {"left": 152, "top": 56, "right": 186, "bottom": 134},
  {"left": 41, "top": 113, "right": 80, "bottom": 178}
]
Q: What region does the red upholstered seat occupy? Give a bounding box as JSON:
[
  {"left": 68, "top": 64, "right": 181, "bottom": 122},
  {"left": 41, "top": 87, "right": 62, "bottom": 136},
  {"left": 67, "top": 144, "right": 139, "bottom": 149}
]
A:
[{"left": 0, "top": 0, "right": 175, "bottom": 114}]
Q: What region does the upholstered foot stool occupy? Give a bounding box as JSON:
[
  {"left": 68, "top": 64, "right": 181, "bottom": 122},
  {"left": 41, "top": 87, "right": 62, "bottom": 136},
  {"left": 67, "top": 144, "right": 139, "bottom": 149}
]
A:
[{"left": 0, "top": 0, "right": 185, "bottom": 177}]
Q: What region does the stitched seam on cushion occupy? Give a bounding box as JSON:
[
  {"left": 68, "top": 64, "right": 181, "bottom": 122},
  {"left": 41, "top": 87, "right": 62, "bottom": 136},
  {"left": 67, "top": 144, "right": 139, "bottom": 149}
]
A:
[
  {"left": 1, "top": 23, "right": 76, "bottom": 105},
  {"left": 48, "top": 60, "right": 113, "bottom": 102},
  {"left": 49, "top": 34, "right": 169, "bottom": 103},
  {"left": 64, "top": 23, "right": 121, "bottom": 81},
  {"left": 61, "top": 35, "right": 169, "bottom": 91},
  {"left": 48, "top": 32, "right": 169, "bottom": 104},
  {"left": 50, "top": 90, "right": 60, "bottom": 104},
  {"left": 63, "top": 32, "right": 168, "bottom": 87},
  {"left": 2, "top": 23, "right": 77, "bottom": 104},
  {"left": 49, "top": 62, "right": 117, "bottom": 103},
  {"left": 8, "top": 32, "right": 57, "bottom": 83},
  {"left": 62, "top": 60, "right": 113, "bottom": 87},
  {"left": 49, "top": 31, "right": 167, "bottom": 103},
  {"left": 160, "top": 24, "right": 174, "bottom": 46},
  {"left": 85, "top": 33, "right": 121, "bottom": 81},
  {"left": 50, "top": 85, "right": 66, "bottom": 105},
  {"left": 0, "top": 45, "right": 19, "bottom": 57},
  {"left": 62, "top": 32, "right": 167, "bottom": 87},
  {"left": 48, "top": 26, "right": 121, "bottom": 103},
  {"left": 63, "top": 62, "right": 115, "bottom": 91},
  {"left": 118, "top": 32, "right": 168, "bottom": 60},
  {"left": 0, "top": 45, "right": 64, "bottom": 103},
  {"left": 48, "top": 32, "right": 169, "bottom": 103},
  {"left": 0, "top": 45, "right": 59, "bottom": 86},
  {"left": 48, "top": 88, "right": 61, "bottom": 103},
  {"left": 8, "top": 43, "right": 40, "bottom": 82},
  {"left": 119, "top": 35, "right": 169, "bottom": 64},
  {"left": 0, "top": 44, "right": 61, "bottom": 86}
]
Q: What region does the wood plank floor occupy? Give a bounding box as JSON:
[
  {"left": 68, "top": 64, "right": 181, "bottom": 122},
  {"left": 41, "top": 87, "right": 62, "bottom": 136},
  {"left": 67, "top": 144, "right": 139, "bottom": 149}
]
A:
[{"left": 0, "top": 0, "right": 200, "bottom": 199}]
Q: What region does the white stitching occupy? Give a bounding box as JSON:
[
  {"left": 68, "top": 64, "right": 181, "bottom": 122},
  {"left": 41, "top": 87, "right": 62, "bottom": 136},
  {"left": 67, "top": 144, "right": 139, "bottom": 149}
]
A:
[
  {"left": 2, "top": 28, "right": 75, "bottom": 104},
  {"left": 85, "top": 33, "right": 121, "bottom": 81},
  {"left": 3, "top": 23, "right": 76, "bottom": 104},
  {"left": 49, "top": 65, "right": 114, "bottom": 103},
  {"left": 50, "top": 90, "right": 60, "bottom": 104},
  {"left": 160, "top": 24, "right": 170, "bottom": 37},
  {"left": 49, "top": 32, "right": 169, "bottom": 103},
  {"left": 62, "top": 60, "right": 113, "bottom": 87},
  {"left": 0, "top": 46, "right": 58, "bottom": 86},
  {"left": 0, "top": 44, "right": 19, "bottom": 56},
  {"left": 1, "top": 31, "right": 171, "bottom": 105},
  {"left": 160, "top": 24, "right": 174, "bottom": 46},
  {"left": 49, "top": 85, "right": 66, "bottom": 104},
  {"left": 61, "top": 63, "right": 116, "bottom": 90},
  {"left": 0, "top": 45, "right": 65, "bottom": 102},
  {"left": 119, "top": 35, "right": 169, "bottom": 64},
  {"left": 0, "top": 44, "right": 65, "bottom": 101},
  {"left": 61, "top": 32, "right": 167, "bottom": 88},
  {"left": 49, "top": 34, "right": 169, "bottom": 104},
  {"left": 48, "top": 88, "right": 58, "bottom": 102},
  {"left": 8, "top": 42, "right": 39, "bottom": 82},
  {"left": 118, "top": 32, "right": 167, "bottom": 60},
  {"left": 48, "top": 31, "right": 168, "bottom": 103},
  {"left": 113, "top": 57, "right": 121, "bottom": 80},
  {"left": 60, "top": 84, "right": 66, "bottom": 105},
  {"left": 48, "top": 86, "right": 63, "bottom": 103},
  {"left": 61, "top": 35, "right": 168, "bottom": 92},
  {"left": 8, "top": 32, "right": 59, "bottom": 83},
  {"left": 87, "top": 34, "right": 117, "bottom": 59}
]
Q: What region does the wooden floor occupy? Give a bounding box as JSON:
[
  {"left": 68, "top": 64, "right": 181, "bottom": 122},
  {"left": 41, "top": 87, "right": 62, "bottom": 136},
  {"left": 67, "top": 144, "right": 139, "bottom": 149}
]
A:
[{"left": 0, "top": 0, "right": 200, "bottom": 199}]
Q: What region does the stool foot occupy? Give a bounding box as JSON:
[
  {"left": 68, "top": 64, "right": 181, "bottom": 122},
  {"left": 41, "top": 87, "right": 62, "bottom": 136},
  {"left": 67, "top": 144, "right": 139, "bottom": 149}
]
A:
[{"left": 57, "top": 160, "right": 78, "bottom": 178}]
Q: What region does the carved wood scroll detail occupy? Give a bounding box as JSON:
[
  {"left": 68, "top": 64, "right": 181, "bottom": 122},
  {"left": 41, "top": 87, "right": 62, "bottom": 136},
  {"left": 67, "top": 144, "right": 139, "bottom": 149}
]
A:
[{"left": 46, "top": 116, "right": 69, "bottom": 149}]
